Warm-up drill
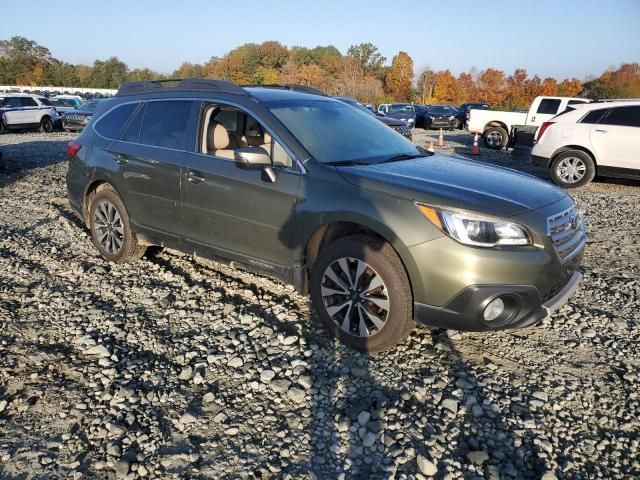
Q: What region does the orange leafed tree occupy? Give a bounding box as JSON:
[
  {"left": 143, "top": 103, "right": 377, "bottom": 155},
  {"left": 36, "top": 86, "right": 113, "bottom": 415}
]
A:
[
  {"left": 384, "top": 51, "right": 413, "bottom": 101},
  {"left": 476, "top": 68, "right": 506, "bottom": 106},
  {"left": 541, "top": 77, "right": 559, "bottom": 96},
  {"left": 432, "top": 70, "right": 461, "bottom": 104},
  {"left": 557, "top": 78, "right": 583, "bottom": 97}
]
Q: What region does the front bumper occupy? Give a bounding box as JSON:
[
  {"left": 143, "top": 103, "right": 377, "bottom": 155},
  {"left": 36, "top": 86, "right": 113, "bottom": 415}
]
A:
[{"left": 414, "top": 270, "right": 582, "bottom": 331}]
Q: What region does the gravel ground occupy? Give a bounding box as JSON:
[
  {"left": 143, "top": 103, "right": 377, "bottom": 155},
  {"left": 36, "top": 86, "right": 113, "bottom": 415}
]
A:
[{"left": 0, "top": 130, "right": 639, "bottom": 480}]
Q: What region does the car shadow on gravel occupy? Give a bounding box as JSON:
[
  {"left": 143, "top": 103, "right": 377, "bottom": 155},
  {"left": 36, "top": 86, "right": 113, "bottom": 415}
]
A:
[{"left": 0, "top": 139, "right": 69, "bottom": 189}]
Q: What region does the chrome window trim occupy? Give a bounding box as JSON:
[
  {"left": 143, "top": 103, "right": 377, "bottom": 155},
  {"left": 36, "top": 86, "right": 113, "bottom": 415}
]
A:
[{"left": 92, "top": 97, "right": 306, "bottom": 175}]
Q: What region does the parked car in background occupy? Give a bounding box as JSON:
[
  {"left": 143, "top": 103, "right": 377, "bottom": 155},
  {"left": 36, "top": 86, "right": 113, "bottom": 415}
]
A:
[
  {"left": 51, "top": 95, "right": 83, "bottom": 114},
  {"left": 377, "top": 103, "right": 416, "bottom": 128},
  {"left": 532, "top": 100, "right": 640, "bottom": 188},
  {"left": 422, "top": 105, "right": 458, "bottom": 130},
  {"left": 0, "top": 94, "right": 61, "bottom": 133},
  {"left": 62, "top": 100, "right": 101, "bottom": 132},
  {"left": 66, "top": 78, "right": 585, "bottom": 352},
  {"left": 334, "top": 96, "right": 412, "bottom": 140},
  {"left": 456, "top": 102, "right": 490, "bottom": 129},
  {"left": 467, "top": 96, "right": 591, "bottom": 149}
]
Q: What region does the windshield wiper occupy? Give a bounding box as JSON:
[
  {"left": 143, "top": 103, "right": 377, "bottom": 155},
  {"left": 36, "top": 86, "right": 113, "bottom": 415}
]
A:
[
  {"left": 325, "top": 160, "right": 371, "bottom": 166},
  {"left": 378, "top": 153, "right": 430, "bottom": 164}
]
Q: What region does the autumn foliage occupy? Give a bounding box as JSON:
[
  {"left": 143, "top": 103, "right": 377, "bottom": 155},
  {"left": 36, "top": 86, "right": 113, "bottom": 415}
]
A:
[{"left": 1, "top": 36, "right": 638, "bottom": 109}]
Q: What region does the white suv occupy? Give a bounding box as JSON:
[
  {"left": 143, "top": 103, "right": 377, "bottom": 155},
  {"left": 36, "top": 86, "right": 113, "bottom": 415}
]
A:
[
  {"left": 532, "top": 101, "right": 640, "bottom": 188},
  {"left": 0, "top": 94, "right": 61, "bottom": 134}
]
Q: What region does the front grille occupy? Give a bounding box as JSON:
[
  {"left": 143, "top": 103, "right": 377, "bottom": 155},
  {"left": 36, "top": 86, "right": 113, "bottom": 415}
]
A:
[
  {"left": 391, "top": 125, "right": 412, "bottom": 139},
  {"left": 547, "top": 204, "right": 586, "bottom": 262}
]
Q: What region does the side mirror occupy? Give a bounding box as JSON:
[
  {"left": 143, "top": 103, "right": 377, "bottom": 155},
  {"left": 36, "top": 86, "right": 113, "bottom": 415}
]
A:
[
  {"left": 234, "top": 147, "right": 271, "bottom": 169},
  {"left": 234, "top": 147, "right": 278, "bottom": 183},
  {"left": 377, "top": 111, "right": 386, "bottom": 117}
]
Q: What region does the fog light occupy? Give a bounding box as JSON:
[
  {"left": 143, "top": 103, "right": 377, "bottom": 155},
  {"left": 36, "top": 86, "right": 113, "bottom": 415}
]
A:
[{"left": 484, "top": 297, "right": 505, "bottom": 322}]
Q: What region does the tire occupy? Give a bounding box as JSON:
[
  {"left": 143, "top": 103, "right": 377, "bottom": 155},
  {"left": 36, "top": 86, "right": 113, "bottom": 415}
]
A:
[
  {"left": 310, "top": 234, "right": 414, "bottom": 353},
  {"left": 550, "top": 150, "right": 596, "bottom": 188},
  {"left": 39, "top": 116, "right": 54, "bottom": 133},
  {"left": 88, "top": 186, "right": 146, "bottom": 263},
  {"left": 483, "top": 126, "right": 508, "bottom": 149},
  {"left": 0, "top": 120, "right": 7, "bottom": 134}
]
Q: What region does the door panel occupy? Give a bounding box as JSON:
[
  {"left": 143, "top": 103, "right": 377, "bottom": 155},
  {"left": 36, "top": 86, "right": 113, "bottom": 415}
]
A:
[
  {"left": 590, "top": 125, "right": 640, "bottom": 169},
  {"left": 182, "top": 152, "right": 300, "bottom": 267},
  {"left": 109, "top": 140, "right": 184, "bottom": 239}
]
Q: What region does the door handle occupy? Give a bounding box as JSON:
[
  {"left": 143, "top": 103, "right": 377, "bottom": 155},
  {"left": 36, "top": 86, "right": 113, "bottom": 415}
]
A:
[
  {"left": 594, "top": 129, "right": 607, "bottom": 133},
  {"left": 185, "top": 170, "right": 205, "bottom": 184},
  {"left": 114, "top": 153, "right": 129, "bottom": 165}
]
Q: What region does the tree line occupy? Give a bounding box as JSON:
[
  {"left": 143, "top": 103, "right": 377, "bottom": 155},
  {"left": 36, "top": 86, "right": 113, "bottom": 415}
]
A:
[{"left": 1, "top": 36, "right": 638, "bottom": 109}]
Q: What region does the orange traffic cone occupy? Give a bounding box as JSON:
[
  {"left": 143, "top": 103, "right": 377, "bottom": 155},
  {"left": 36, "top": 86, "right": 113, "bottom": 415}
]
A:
[
  {"left": 471, "top": 133, "right": 480, "bottom": 155},
  {"left": 427, "top": 142, "right": 435, "bottom": 153},
  {"left": 437, "top": 128, "right": 444, "bottom": 147}
]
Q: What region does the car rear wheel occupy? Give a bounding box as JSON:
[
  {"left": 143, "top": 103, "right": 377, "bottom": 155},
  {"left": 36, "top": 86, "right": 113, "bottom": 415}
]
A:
[
  {"left": 483, "top": 126, "right": 508, "bottom": 149},
  {"left": 39, "top": 116, "right": 54, "bottom": 133},
  {"left": 550, "top": 150, "right": 596, "bottom": 188},
  {"left": 310, "top": 234, "right": 414, "bottom": 353},
  {"left": 88, "top": 186, "right": 146, "bottom": 263},
  {"left": 0, "top": 120, "right": 7, "bottom": 134}
]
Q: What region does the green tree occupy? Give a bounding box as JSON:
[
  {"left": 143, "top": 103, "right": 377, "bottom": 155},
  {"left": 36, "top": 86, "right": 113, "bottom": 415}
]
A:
[
  {"left": 347, "top": 43, "right": 385, "bottom": 74},
  {"left": 0, "top": 36, "right": 53, "bottom": 84}
]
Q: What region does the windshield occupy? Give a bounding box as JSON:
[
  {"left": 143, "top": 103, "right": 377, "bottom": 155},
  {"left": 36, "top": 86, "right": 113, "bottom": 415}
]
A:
[
  {"left": 429, "top": 106, "right": 453, "bottom": 115},
  {"left": 52, "top": 98, "right": 77, "bottom": 107},
  {"left": 389, "top": 104, "right": 415, "bottom": 114},
  {"left": 78, "top": 101, "right": 98, "bottom": 112},
  {"left": 268, "top": 99, "right": 420, "bottom": 164}
]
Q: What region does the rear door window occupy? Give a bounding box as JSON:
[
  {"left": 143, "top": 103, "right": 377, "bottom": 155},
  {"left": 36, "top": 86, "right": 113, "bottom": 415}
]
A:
[
  {"left": 121, "top": 104, "right": 146, "bottom": 143},
  {"left": 580, "top": 108, "right": 608, "bottom": 124},
  {"left": 3, "top": 97, "right": 21, "bottom": 108},
  {"left": 600, "top": 106, "right": 640, "bottom": 128},
  {"left": 536, "top": 99, "right": 562, "bottom": 115},
  {"left": 95, "top": 103, "right": 138, "bottom": 139},
  {"left": 139, "top": 101, "right": 192, "bottom": 150},
  {"left": 20, "top": 97, "right": 38, "bottom": 107}
]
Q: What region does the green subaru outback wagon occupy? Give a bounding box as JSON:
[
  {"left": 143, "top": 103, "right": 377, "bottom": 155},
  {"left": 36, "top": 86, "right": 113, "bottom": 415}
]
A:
[{"left": 66, "top": 79, "right": 585, "bottom": 352}]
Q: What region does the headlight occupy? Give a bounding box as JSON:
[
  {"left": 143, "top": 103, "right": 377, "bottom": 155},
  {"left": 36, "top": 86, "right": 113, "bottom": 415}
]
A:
[
  {"left": 83, "top": 116, "right": 90, "bottom": 123},
  {"left": 449, "top": 116, "right": 455, "bottom": 121},
  {"left": 416, "top": 204, "right": 531, "bottom": 247}
]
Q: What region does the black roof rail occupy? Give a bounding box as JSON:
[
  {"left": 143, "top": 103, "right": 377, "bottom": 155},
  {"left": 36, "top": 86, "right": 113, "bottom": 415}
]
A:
[
  {"left": 592, "top": 98, "right": 640, "bottom": 103},
  {"left": 243, "top": 84, "right": 327, "bottom": 96},
  {"left": 116, "top": 78, "right": 248, "bottom": 97}
]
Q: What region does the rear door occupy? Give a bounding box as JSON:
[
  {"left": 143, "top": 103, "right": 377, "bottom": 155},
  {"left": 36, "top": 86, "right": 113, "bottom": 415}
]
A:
[
  {"left": 590, "top": 105, "right": 640, "bottom": 170},
  {"left": 106, "top": 99, "right": 197, "bottom": 241}
]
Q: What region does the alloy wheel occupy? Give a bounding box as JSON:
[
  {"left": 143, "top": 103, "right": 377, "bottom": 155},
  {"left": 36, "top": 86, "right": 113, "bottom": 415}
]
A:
[
  {"left": 320, "top": 257, "right": 390, "bottom": 337},
  {"left": 93, "top": 200, "right": 124, "bottom": 254},
  {"left": 557, "top": 157, "right": 586, "bottom": 184}
]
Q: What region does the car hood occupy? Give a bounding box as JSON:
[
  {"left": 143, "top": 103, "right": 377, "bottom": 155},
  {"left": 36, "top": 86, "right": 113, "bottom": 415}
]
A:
[
  {"left": 337, "top": 154, "right": 567, "bottom": 217},
  {"left": 377, "top": 116, "right": 405, "bottom": 126},
  {"left": 386, "top": 112, "right": 415, "bottom": 121}
]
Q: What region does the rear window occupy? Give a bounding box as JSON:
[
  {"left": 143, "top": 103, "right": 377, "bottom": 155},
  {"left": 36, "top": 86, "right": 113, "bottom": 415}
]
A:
[
  {"left": 580, "top": 109, "right": 608, "bottom": 124},
  {"left": 601, "top": 106, "right": 640, "bottom": 128},
  {"left": 537, "top": 99, "right": 562, "bottom": 115},
  {"left": 139, "top": 101, "right": 192, "bottom": 150},
  {"left": 95, "top": 103, "right": 137, "bottom": 139}
]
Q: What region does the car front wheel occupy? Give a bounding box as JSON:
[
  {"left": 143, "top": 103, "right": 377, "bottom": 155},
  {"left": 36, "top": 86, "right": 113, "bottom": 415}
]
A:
[
  {"left": 88, "top": 186, "right": 147, "bottom": 263},
  {"left": 310, "top": 235, "right": 414, "bottom": 353},
  {"left": 39, "top": 116, "right": 54, "bottom": 133},
  {"left": 550, "top": 150, "right": 596, "bottom": 188}
]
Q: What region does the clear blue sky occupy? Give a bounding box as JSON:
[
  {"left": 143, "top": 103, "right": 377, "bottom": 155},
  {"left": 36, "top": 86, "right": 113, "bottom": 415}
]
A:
[{"left": 2, "top": 0, "right": 638, "bottom": 80}]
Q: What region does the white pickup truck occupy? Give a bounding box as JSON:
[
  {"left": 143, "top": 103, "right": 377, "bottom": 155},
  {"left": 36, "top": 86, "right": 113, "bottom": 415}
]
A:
[{"left": 467, "top": 96, "right": 591, "bottom": 149}]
